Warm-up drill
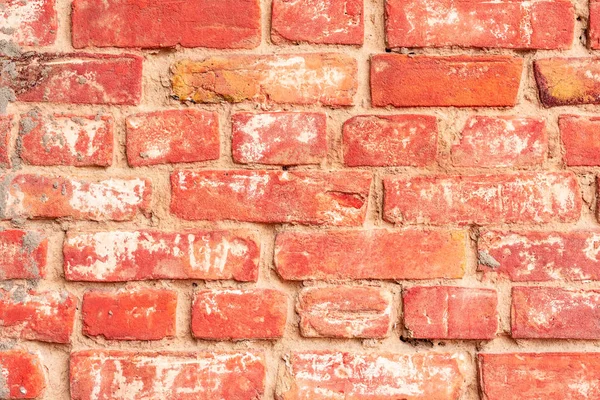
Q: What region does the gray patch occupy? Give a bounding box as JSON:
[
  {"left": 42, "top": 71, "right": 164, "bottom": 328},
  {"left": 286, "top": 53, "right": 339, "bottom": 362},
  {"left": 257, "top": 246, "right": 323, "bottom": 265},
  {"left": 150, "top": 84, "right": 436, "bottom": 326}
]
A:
[
  {"left": 77, "top": 76, "right": 87, "bottom": 84},
  {"left": 22, "top": 231, "right": 44, "bottom": 254},
  {"left": 9, "top": 285, "right": 27, "bottom": 303},
  {"left": 71, "top": 116, "right": 85, "bottom": 126},
  {"left": 0, "top": 39, "right": 21, "bottom": 57},
  {"left": 0, "top": 359, "right": 8, "bottom": 399},
  {"left": 19, "top": 116, "right": 39, "bottom": 135},
  {"left": 0, "top": 87, "right": 15, "bottom": 114},
  {"left": 0, "top": 27, "right": 15, "bottom": 35},
  {"left": 2, "top": 61, "right": 17, "bottom": 79},
  {"left": 478, "top": 250, "right": 501, "bottom": 269},
  {"left": 0, "top": 173, "right": 13, "bottom": 219}
]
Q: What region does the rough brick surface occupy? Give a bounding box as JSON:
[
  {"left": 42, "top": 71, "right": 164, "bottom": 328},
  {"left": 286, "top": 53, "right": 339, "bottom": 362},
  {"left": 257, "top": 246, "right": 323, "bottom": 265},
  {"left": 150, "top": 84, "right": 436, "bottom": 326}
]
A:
[
  {"left": 171, "top": 54, "right": 357, "bottom": 106},
  {"left": 371, "top": 55, "right": 523, "bottom": 107},
  {"left": 278, "top": 352, "right": 469, "bottom": 399},
  {"left": 385, "top": 0, "right": 574, "bottom": 49},
  {"left": 384, "top": 172, "right": 581, "bottom": 225},
  {"left": 275, "top": 229, "right": 467, "bottom": 280},
  {"left": 72, "top": 0, "right": 261, "bottom": 49},
  {"left": 0, "top": 0, "right": 57, "bottom": 46},
  {"left": 451, "top": 116, "right": 547, "bottom": 168},
  {"left": 82, "top": 288, "right": 177, "bottom": 341},
  {"left": 0, "top": 350, "right": 45, "bottom": 399},
  {"left": 64, "top": 230, "right": 260, "bottom": 282},
  {"left": 403, "top": 286, "right": 498, "bottom": 339},
  {"left": 0, "top": 53, "right": 143, "bottom": 105},
  {"left": 271, "top": 0, "right": 363, "bottom": 45},
  {"left": 591, "top": 0, "right": 600, "bottom": 49},
  {"left": 232, "top": 112, "right": 327, "bottom": 165},
  {"left": 479, "top": 353, "right": 600, "bottom": 399},
  {"left": 478, "top": 230, "right": 600, "bottom": 281},
  {"left": 297, "top": 286, "right": 392, "bottom": 338},
  {"left": 0, "top": 115, "right": 11, "bottom": 168},
  {"left": 191, "top": 289, "right": 287, "bottom": 340},
  {"left": 0, "top": 288, "right": 76, "bottom": 343},
  {"left": 559, "top": 115, "right": 600, "bottom": 166},
  {"left": 511, "top": 287, "right": 600, "bottom": 339},
  {"left": 126, "top": 109, "right": 219, "bottom": 167},
  {"left": 343, "top": 114, "right": 437, "bottom": 167},
  {"left": 171, "top": 170, "right": 371, "bottom": 225},
  {"left": 0, "top": 230, "right": 47, "bottom": 280},
  {"left": 19, "top": 111, "right": 113, "bottom": 167},
  {"left": 0, "top": 174, "right": 151, "bottom": 221},
  {"left": 534, "top": 58, "right": 600, "bottom": 107},
  {"left": 70, "top": 351, "right": 265, "bottom": 400}
]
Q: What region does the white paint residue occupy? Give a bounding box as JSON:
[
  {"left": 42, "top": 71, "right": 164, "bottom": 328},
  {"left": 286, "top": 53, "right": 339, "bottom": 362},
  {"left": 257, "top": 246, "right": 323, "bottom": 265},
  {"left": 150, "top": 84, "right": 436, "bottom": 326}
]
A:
[
  {"left": 583, "top": 234, "right": 600, "bottom": 262},
  {"left": 69, "top": 178, "right": 146, "bottom": 216},
  {"left": 1, "top": 0, "right": 45, "bottom": 43},
  {"left": 42, "top": 117, "right": 105, "bottom": 158}
]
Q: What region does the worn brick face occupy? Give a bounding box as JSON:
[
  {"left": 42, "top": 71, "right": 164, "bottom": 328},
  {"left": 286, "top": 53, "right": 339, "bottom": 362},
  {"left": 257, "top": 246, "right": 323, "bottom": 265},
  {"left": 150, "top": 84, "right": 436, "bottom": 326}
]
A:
[
  {"left": 0, "top": 350, "right": 46, "bottom": 399},
  {"left": 534, "top": 58, "right": 600, "bottom": 107},
  {"left": 559, "top": 115, "right": 600, "bottom": 166},
  {"left": 126, "top": 109, "right": 219, "bottom": 167},
  {"left": 0, "top": 0, "right": 57, "bottom": 46},
  {"left": 0, "top": 115, "right": 11, "bottom": 168},
  {"left": 191, "top": 289, "right": 287, "bottom": 340},
  {"left": 72, "top": 0, "right": 261, "bottom": 49},
  {"left": 0, "top": 230, "right": 47, "bottom": 280}
]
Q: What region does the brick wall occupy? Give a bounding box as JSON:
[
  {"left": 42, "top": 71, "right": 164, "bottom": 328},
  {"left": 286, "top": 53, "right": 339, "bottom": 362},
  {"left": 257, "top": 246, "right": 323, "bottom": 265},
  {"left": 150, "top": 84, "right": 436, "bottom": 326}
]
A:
[{"left": 0, "top": 0, "right": 598, "bottom": 398}]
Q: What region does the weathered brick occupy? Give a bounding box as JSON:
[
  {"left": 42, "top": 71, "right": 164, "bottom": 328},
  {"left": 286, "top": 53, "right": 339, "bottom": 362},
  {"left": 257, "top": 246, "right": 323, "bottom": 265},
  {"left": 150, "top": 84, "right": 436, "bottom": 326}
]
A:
[
  {"left": 0, "top": 174, "right": 151, "bottom": 221},
  {"left": 191, "top": 289, "right": 287, "bottom": 340},
  {"left": 171, "top": 170, "right": 371, "bottom": 226},
  {"left": 82, "top": 288, "right": 177, "bottom": 341},
  {"left": 277, "top": 352, "right": 469, "bottom": 399},
  {"left": 512, "top": 287, "right": 600, "bottom": 339},
  {"left": 0, "top": 287, "right": 76, "bottom": 343},
  {"left": 64, "top": 230, "right": 259, "bottom": 282},
  {"left": 371, "top": 55, "right": 522, "bottom": 107},
  {"left": 72, "top": 0, "right": 260, "bottom": 49},
  {"left": 479, "top": 353, "right": 600, "bottom": 399},
  {"left": 271, "top": 0, "right": 363, "bottom": 45},
  {"left": 591, "top": 0, "right": 600, "bottom": 49},
  {"left": 0, "top": 53, "right": 142, "bottom": 105},
  {"left": 275, "top": 229, "right": 467, "bottom": 280},
  {"left": 343, "top": 114, "right": 437, "bottom": 167},
  {"left": 172, "top": 54, "right": 357, "bottom": 106},
  {"left": 478, "top": 230, "right": 600, "bottom": 281},
  {"left": 126, "top": 109, "right": 219, "bottom": 167},
  {"left": 384, "top": 172, "right": 581, "bottom": 225},
  {"left": 559, "top": 115, "right": 600, "bottom": 166},
  {"left": 0, "top": 115, "right": 11, "bottom": 168},
  {"left": 403, "top": 286, "right": 498, "bottom": 340},
  {"left": 232, "top": 112, "right": 327, "bottom": 165},
  {"left": 0, "top": 0, "right": 57, "bottom": 46},
  {"left": 0, "top": 230, "right": 46, "bottom": 280},
  {"left": 0, "top": 350, "right": 45, "bottom": 399},
  {"left": 19, "top": 111, "right": 113, "bottom": 167},
  {"left": 386, "top": 0, "right": 574, "bottom": 49},
  {"left": 297, "top": 286, "right": 392, "bottom": 338},
  {"left": 451, "top": 116, "right": 546, "bottom": 168},
  {"left": 70, "top": 350, "right": 265, "bottom": 399},
  {"left": 534, "top": 58, "right": 600, "bottom": 107}
]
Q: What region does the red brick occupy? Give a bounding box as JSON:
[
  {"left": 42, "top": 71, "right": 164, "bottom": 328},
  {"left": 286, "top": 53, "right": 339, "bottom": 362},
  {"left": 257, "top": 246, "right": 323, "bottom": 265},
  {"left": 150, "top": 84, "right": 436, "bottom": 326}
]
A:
[
  {"left": 0, "top": 230, "right": 47, "bottom": 280},
  {"left": 384, "top": 172, "right": 581, "bottom": 225},
  {"left": 0, "top": 174, "right": 151, "bottom": 221},
  {"left": 277, "top": 351, "right": 469, "bottom": 399},
  {"left": 386, "top": 0, "right": 573, "bottom": 49},
  {"left": 72, "top": 0, "right": 260, "bottom": 49},
  {"left": 64, "top": 230, "right": 259, "bottom": 282},
  {"left": 19, "top": 111, "right": 113, "bottom": 167},
  {"left": 232, "top": 112, "right": 327, "bottom": 165},
  {"left": 451, "top": 116, "right": 546, "bottom": 168},
  {"left": 172, "top": 54, "right": 357, "bottom": 106},
  {"left": 0, "top": 53, "right": 142, "bottom": 105},
  {"left": 271, "top": 0, "right": 363, "bottom": 45},
  {"left": 0, "top": 115, "right": 11, "bottom": 168},
  {"left": 192, "top": 289, "right": 287, "bottom": 340},
  {"left": 478, "top": 230, "right": 600, "bottom": 281},
  {"left": 171, "top": 170, "right": 371, "bottom": 226},
  {"left": 126, "top": 109, "right": 219, "bottom": 167},
  {"left": 297, "top": 286, "right": 392, "bottom": 338},
  {"left": 0, "top": 287, "right": 76, "bottom": 343},
  {"left": 70, "top": 350, "right": 265, "bottom": 399},
  {"left": 511, "top": 287, "right": 600, "bottom": 339},
  {"left": 591, "top": 1, "right": 600, "bottom": 49},
  {"left": 82, "top": 288, "right": 177, "bottom": 341},
  {"left": 1, "top": 0, "right": 57, "bottom": 46},
  {"left": 343, "top": 114, "right": 437, "bottom": 167},
  {"left": 479, "top": 353, "right": 600, "bottom": 399},
  {"left": 534, "top": 58, "right": 600, "bottom": 107},
  {"left": 0, "top": 350, "right": 45, "bottom": 399},
  {"left": 403, "top": 286, "right": 498, "bottom": 340},
  {"left": 371, "top": 55, "right": 522, "bottom": 107},
  {"left": 275, "top": 229, "right": 467, "bottom": 280},
  {"left": 559, "top": 115, "right": 600, "bottom": 166}
]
